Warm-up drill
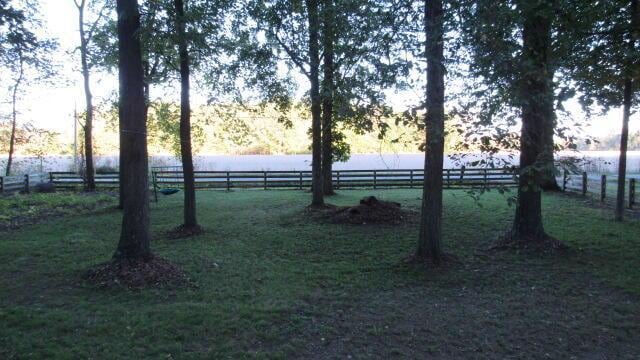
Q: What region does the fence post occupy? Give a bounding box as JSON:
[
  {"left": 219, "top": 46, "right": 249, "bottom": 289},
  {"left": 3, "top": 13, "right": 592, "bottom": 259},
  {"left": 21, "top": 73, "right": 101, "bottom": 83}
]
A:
[
  {"left": 483, "top": 169, "right": 488, "bottom": 186},
  {"left": 0, "top": 176, "right": 3, "bottom": 194},
  {"left": 600, "top": 174, "right": 606, "bottom": 203},
  {"left": 24, "top": 174, "right": 30, "bottom": 193},
  {"left": 299, "top": 171, "right": 303, "bottom": 190},
  {"left": 226, "top": 171, "right": 231, "bottom": 191},
  {"left": 460, "top": 166, "right": 465, "bottom": 183},
  {"left": 629, "top": 178, "right": 636, "bottom": 209},
  {"left": 373, "top": 170, "right": 377, "bottom": 189},
  {"left": 582, "top": 172, "right": 588, "bottom": 196},
  {"left": 152, "top": 171, "right": 158, "bottom": 203},
  {"left": 263, "top": 171, "right": 267, "bottom": 190},
  {"left": 410, "top": 170, "right": 414, "bottom": 188},
  {"left": 562, "top": 169, "right": 567, "bottom": 192},
  {"left": 49, "top": 172, "right": 53, "bottom": 183},
  {"left": 336, "top": 171, "right": 341, "bottom": 189},
  {"left": 447, "top": 169, "right": 451, "bottom": 188}
]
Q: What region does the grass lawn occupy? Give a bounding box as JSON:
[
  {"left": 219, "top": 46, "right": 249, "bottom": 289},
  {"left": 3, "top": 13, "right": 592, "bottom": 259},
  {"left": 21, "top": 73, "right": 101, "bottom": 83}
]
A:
[{"left": 1, "top": 189, "right": 639, "bottom": 358}]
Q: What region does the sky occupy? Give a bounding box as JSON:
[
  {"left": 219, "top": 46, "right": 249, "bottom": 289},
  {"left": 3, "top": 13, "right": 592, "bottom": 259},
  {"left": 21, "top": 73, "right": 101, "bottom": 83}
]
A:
[{"left": 10, "top": 0, "right": 639, "bottom": 145}]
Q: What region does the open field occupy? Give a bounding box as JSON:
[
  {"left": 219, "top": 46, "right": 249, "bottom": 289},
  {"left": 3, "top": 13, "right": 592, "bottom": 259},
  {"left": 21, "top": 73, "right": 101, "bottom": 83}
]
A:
[{"left": 1, "top": 189, "right": 639, "bottom": 358}]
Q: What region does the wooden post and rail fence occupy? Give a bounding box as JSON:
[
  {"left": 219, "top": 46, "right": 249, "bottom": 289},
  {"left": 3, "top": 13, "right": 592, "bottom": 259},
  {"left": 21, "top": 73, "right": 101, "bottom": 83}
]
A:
[{"left": 0, "top": 168, "right": 636, "bottom": 209}]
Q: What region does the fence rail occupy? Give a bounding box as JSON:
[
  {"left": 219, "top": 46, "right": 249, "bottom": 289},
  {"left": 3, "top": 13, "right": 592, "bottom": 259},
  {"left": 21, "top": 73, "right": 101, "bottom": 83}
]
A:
[
  {"left": 562, "top": 170, "right": 637, "bottom": 209},
  {"left": 0, "top": 173, "right": 49, "bottom": 194},
  {"left": 151, "top": 167, "right": 518, "bottom": 192},
  {"left": 43, "top": 168, "right": 518, "bottom": 192}
]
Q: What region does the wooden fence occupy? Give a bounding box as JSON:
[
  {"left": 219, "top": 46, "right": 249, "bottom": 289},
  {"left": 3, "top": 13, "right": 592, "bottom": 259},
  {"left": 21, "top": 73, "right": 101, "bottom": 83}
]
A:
[
  {"left": 0, "top": 173, "right": 48, "bottom": 194},
  {"left": 48, "top": 172, "right": 119, "bottom": 189},
  {"left": 43, "top": 168, "right": 517, "bottom": 192},
  {"left": 151, "top": 167, "right": 518, "bottom": 191},
  {"left": 562, "top": 170, "right": 637, "bottom": 209}
]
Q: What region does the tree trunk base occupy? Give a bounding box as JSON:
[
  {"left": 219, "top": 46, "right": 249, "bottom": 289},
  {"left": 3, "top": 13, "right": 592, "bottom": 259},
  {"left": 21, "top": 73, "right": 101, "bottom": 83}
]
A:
[
  {"left": 493, "top": 231, "right": 568, "bottom": 253},
  {"left": 402, "top": 252, "right": 458, "bottom": 268},
  {"left": 167, "top": 224, "right": 204, "bottom": 239},
  {"left": 83, "top": 255, "right": 187, "bottom": 289}
]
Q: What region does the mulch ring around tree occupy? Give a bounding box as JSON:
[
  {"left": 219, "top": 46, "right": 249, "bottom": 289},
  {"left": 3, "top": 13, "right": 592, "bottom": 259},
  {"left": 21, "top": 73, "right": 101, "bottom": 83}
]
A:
[
  {"left": 82, "top": 256, "right": 189, "bottom": 289},
  {"left": 309, "top": 196, "right": 417, "bottom": 225},
  {"left": 165, "top": 224, "right": 205, "bottom": 239}
]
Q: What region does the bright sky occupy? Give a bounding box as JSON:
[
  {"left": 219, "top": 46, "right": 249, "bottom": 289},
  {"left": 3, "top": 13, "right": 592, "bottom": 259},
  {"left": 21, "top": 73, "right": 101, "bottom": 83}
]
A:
[{"left": 14, "top": 0, "right": 639, "bottom": 144}]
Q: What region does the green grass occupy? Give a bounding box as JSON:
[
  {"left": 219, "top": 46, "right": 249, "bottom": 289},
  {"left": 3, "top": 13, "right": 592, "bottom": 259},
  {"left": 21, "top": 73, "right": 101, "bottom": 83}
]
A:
[
  {"left": 1, "top": 189, "right": 639, "bottom": 358},
  {"left": 0, "top": 192, "right": 115, "bottom": 230}
]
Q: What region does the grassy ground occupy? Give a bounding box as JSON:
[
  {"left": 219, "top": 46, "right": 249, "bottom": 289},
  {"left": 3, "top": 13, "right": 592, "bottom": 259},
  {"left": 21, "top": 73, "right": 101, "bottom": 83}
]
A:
[
  {"left": 0, "top": 192, "right": 116, "bottom": 231},
  {"left": 1, "top": 189, "right": 639, "bottom": 358}
]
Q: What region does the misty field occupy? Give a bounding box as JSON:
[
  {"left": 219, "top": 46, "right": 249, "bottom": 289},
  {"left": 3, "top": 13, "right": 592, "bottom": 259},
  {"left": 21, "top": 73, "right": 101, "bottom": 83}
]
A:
[{"left": 1, "top": 189, "right": 639, "bottom": 358}]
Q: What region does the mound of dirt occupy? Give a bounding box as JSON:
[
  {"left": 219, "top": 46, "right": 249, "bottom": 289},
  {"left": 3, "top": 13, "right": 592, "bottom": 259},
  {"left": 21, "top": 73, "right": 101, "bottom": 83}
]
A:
[
  {"left": 83, "top": 256, "right": 188, "bottom": 289},
  {"left": 323, "top": 196, "right": 414, "bottom": 225}
]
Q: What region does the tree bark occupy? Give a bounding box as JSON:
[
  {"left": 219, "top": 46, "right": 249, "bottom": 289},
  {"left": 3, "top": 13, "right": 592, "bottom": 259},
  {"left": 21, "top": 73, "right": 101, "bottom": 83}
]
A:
[
  {"left": 173, "top": 0, "right": 198, "bottom": 228},
  {"left": 615, "top": 0, "right": 639, "bottom": 221},
  {"left": 540, "top": 72, "right": 561, "bottom": 192},
  {"left": 417, "top": 0, "right": 445, "bottom": 263},
  {"left": 77, "top": 1, "right": 96, "bottom": 191},
  {"left": 114, "top": 0, "right": 152, "bottom": 262},
  {"left": 307, "top": 0, "right": 324, "bottom": 206},
  {"left": 321, "top": 0, "right": 335, "bottom": 196},
  {"left": 511, "top": 1, "right": 552, "bottom": 240},
  {"left": 6, "top": 57, "right": 24, "bottom": 177}
]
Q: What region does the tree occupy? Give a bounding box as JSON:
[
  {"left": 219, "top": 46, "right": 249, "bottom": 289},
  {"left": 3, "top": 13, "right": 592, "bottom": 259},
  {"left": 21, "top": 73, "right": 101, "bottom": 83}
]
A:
[
  {"left": 566, "top": 0, "right": 639, "bottom": 221},
  {"left": 1, "top": 0, "right": 56, "bottom": 176},
  {"left": 320, "top": 0, "right": 335, "bottom": 195},
  {"left": 307, "top": 0, "right": 324, "bottom": 206},
  {"left": 510, "top": 0, "right": 555, "bottom": 241},
  {"left": 73, "top": 0, "right": 109, "bottom": 191},
  {"left": 458, "top": 0, "right": 573, "bottom": 245},
  {"left": 416, "top": 0, "right": 445, "bottom": 263},
  {"left": 171, "top": 0, "right": 200, "bottom": 231},
  {"left": 114, "top": 0, "right": 152, "bottom": 261}
]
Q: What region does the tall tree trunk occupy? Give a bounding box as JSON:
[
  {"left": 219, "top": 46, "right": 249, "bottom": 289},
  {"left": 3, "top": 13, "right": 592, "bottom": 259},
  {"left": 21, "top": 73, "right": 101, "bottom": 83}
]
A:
[
  {"left": 616, "top": 78, "right": 632, "bottom": 221},
  {"left": 540, "top": 70, "right": 560, "bottom": 192},
  {"left": 307, "top": 0, "right": 324, "bottom": 206},
  {"left": 6, "top": 58, "right": 24, "bottom": 177},
  {"left": 174, "top": 0, "right": 198, "bottom": 228},
  {"left": 114, "top": 0, "right": 152, "bottom": 262},
  {"left": 615, "top": 0, "right": 639, "bottom": 221},
  {"left": 511, "top": 1, "right": 552, "bottom": 241},
  {"left": 416, "top": 0, "right": 445, "bottom": 263},
  {"left": 321, "top": 0, "right": 335, "bottom": 196},
  {"left": 77, "top": 1, "right": 96, "bottom": 191}
]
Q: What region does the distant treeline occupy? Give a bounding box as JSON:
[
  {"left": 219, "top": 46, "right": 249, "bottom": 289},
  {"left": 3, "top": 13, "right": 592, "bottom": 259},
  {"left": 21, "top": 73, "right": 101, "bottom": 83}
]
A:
[{"left": 579, "top": 131, "right": 640, "bottom": 151}]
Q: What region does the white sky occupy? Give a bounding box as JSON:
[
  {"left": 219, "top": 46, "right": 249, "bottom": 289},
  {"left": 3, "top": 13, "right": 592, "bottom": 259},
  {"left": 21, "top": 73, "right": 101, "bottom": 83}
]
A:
[{"left": 13, "top": 0, "right": 639, "bottom": 145}]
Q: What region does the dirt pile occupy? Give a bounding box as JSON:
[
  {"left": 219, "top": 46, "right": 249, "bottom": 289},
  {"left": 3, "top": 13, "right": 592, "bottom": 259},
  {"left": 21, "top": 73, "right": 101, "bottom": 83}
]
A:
[{"left": 325, "top": 196, "right": 414, "bottom": 225}]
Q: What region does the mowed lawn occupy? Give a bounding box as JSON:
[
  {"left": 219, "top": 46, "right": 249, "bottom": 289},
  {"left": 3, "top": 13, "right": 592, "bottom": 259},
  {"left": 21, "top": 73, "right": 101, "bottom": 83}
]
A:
[{"left": 1, "top": 189, "right": 639, "bottom": 358}]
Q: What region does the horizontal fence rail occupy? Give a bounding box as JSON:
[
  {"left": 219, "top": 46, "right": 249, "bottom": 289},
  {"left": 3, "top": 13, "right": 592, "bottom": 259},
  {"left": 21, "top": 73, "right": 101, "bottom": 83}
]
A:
[
  {"left": 562, "top": 170, "right": 637, "bottom": 209},
  {"left": 0, "top": 173, "right": 48, "bottom": 194},
  {"left": 151, "top": 167, "right": 519, "bottom": 191},
  {"left": 48, "top": 172, "right": 120, "bottom": 189}
]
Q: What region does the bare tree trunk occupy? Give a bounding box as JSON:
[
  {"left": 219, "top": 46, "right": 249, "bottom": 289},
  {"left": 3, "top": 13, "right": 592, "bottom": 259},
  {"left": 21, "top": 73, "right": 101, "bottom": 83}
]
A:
[
  {"left": 416, "top": 0, "right": 445, "bottom": 263},
  {"left": 511, "top": 2, "right": 552, "bottom": 241},
  {"left": 540, "top": 75, "right": 561, "bottom": 192},
  {"left": 173, "top": 0, "right": 198, "bottom": 229},
  {"left": 307, "top": 0, "right": 324, "bottom": 206},
  {"left": 77, "top": 0, "right": 96, "bottom": 191},
  {"left": 615, "top": 0, "right": 638, "bottom": 221},
  {"left": 6, "top": 58, "right": 24, "bottom": 177},
  {"left": 114, "top": 0, "right": 152, "bottom": 262},
  {"left": 321, "top": 0, "right": 335, "bottom": 196},
  {"left": 616, "top": 78, "right": 632, "bottom": 221}
]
